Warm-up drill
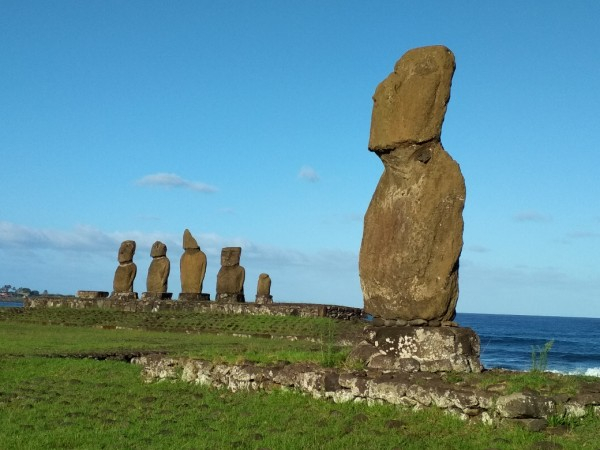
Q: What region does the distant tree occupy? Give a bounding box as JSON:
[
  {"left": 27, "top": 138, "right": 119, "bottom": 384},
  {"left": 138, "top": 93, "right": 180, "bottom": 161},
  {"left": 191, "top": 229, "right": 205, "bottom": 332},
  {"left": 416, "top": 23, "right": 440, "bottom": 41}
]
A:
[
  {"left": 30, "top": 290, "right": 40, "bottom": 296},
  {"left": 42, "top": 290, "right": 48, "bottom": 295}
]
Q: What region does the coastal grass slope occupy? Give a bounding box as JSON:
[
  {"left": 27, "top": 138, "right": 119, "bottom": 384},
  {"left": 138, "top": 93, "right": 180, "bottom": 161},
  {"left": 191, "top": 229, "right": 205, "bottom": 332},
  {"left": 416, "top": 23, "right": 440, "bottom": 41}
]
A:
[{"left": 1, "top": 307, "right": 599, "bottom": 448}]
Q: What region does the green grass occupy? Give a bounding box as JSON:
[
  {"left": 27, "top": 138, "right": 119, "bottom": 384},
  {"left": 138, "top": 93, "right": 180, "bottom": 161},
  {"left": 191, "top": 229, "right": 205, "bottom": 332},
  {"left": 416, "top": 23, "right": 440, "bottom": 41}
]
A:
[
  {"left": 0, "top": 356, "right": 580, "bottom": 450},
  {"left": 459, "top": 369, "right": 599, "bottom": 397},
  {"left": 2, "top": 307, "right": 600, "bottom": 449},
  {"left": 0, "top": 307, "right": 364, "bottom": 342},
  {"left": 0, "top": 321, "right": 352, "bottom": 367}
]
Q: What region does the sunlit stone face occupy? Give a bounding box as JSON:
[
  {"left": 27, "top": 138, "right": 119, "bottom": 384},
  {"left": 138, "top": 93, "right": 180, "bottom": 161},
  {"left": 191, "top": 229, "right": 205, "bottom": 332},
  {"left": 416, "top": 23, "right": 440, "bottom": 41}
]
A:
[
  {"left": 221, "top": 247, "right": 241, "bottom": 267},
  {"left": 118, "top": 240, "right": 136, "bottom": 264}
]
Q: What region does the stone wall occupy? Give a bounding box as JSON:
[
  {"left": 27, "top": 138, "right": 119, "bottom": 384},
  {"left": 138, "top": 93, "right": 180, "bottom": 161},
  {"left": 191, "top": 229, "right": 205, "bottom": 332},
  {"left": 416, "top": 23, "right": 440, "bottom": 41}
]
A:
[
  {"left": 24, "top": 296, "right": 363, "bottom": 321},
  {"left": 133, "top": 354, "right": 600, "bottom": 431}
]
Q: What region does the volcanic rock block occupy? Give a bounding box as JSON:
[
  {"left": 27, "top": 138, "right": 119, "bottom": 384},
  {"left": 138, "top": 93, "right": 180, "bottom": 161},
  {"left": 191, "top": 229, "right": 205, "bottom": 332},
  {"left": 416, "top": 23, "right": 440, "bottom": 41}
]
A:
[
  {"left": 216, "top": 247, "right": 245, "bottom": 303},
  {"left": 359, "top": 45, "right": 465, "bottom": 322},
  {"left": 348, "top": 325, "right": 482, "bottom": 373},
  {"left": 77, "top": 291, "right": 109, "bottom": 299},
  {"left": 255, "top": 273, "right": 273, "bottom": 304},
  {"left": 179, "top": 229, "right": 208, "bottom": 295},
  {"left": 146, "top": 241, "right": 170, "bottom": 294},
  {"left": 112, "top": 240, "right": 138, "bottom": 297}
]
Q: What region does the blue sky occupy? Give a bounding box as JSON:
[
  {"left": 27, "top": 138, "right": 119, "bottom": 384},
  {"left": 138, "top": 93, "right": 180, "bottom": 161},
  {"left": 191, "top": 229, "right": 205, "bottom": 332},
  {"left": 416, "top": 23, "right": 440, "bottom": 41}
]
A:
[{"left": 1, "top": 1, "right": 599, "bottom": 317}]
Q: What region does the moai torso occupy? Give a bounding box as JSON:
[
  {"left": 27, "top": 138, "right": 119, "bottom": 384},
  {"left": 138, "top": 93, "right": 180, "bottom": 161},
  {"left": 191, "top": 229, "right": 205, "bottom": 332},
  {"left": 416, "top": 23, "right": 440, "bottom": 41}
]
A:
[
  {"left": 146, "top": 241, "right": 170, "bottom": 293},
  {"left": 359, "top": 46, "right": 465, "bottom": 322},
  {"left": 113, "top": 240, "right": 137, "bottom": 293},
  {"left": 216, "top": 247, "right": 245, "bottom": 295},
  {"left": 179, "top": 229, "right": 207, "bottom": 294},
  {"left": 256, "top": 273, "right": 271, "bottom": 296},
  {"left": 255, "top": 273, "right": 273, "bottom": 304}
]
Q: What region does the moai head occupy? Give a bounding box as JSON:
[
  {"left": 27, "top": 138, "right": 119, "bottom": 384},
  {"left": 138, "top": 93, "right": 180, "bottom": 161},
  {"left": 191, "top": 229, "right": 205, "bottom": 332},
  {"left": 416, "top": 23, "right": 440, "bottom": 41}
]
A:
[
  {"left": 369, "top": 45, "right": 455, "bottom": 151},
  {"left": 182, "top": 229, "right": 199, "bottom": 250},
  {"left": 150, "top": 241, "right": 167, "bottom": 258},
  {"left": 221, "top": 247, "right": 241, "bottom": 267},
  {"left": 118, "top": 240, "right": 136, "bottom": 264}
]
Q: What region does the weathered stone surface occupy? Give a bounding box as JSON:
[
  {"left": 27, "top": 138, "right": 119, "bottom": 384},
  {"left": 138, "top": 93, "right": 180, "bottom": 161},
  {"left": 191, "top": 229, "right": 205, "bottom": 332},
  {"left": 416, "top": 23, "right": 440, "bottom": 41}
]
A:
[
  {"left": 255, "top": 273, "right": 273, "bottom": 304},
  {"left": 77, "top": 291, "right": 109, "bottom": 299},
  {"left": 178, "top": 293, "right": 210, "bottom": 302},
  {"left": 496, "top": 392, "right": 556, "bottom": 419},
  {"left": 353, "top": 325, "right": 482, "bottom": 373},
  {"left": 180, "top": 229, "right": 207, "bottom": 294},
  {"left": 141, "top": 292, "right": 172, "bottom": 300},
  {"left": 146, "top": 241, "right": 170, "bottom": 293},
  {"left": 112, "top": 240, "right": 137, "bottom": 294},
  {"left": 129, "top": 354, "right": 600, "bottom": 427},
  {"left": 110, "top": 292, "right": 138, "bottom": 301},
  {"left": 24, "top": 297, "right": 363, "bottom": 321},
  {"left": 359, "top": 45, "right": 465, "bottom": 322},
  {"left": 216, "top": 247, "right": 245, "bottom": 303}
]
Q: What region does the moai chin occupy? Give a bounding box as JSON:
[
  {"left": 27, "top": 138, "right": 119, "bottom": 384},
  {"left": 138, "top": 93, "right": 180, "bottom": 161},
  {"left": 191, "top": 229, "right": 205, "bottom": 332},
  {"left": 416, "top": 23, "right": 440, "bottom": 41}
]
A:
[
  {"left": 255, "top": 273, "right": 273, "bottom": 304},
  {"left": 359, "top": 45, "right": 465, "bottom": 322},
  {"left": 142, "top": 241, "right": 172, "bottom": 300},
  {"left": 179, "top": 229, "right": 209, "bottom": 301},
  {"left": 215, "top": 247, "right": 245, "bottom": 303},
  {"left": 111, "top": 240, "right": 138, "bottom": 300}
]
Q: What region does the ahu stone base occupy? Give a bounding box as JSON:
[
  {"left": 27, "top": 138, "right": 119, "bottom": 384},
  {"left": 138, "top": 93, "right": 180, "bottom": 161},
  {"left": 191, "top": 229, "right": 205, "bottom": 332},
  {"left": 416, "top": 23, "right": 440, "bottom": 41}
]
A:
[
  {"left": 109, "top": 292, "right": 139, "bottom": 301},
  {"left": 215, "top": 293, "right": 245, "bottom": 303},
  {"left": 255, "top": 295, "right": 273, "bottom": 305},
  {"left": 141, "top": 292, "right": 173, "bottom": 300},
  {"left": 178, "top": 293, "right": 211, "bottom": 302},
  {"left": 76, "top": 290, "right": 109, "bottom": 299},
  {"left": 349, "top": 325, "right": 482, "bottom": 373}
]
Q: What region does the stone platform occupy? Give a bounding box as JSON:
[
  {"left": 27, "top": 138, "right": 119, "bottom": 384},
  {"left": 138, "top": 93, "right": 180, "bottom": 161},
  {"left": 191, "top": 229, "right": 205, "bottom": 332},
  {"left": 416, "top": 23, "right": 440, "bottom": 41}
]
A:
[
  {"left": 349, "top": 325, "right": 483, "bottom": 373},
  {"left": 24, "top": 296, "right": 363, "bottom": 320}
]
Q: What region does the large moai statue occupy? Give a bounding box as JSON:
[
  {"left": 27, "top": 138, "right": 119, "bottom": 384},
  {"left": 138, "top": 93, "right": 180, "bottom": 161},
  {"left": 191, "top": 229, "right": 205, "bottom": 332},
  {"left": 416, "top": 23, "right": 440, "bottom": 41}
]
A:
[
  {"left": 179, "top": 229, "right": 209, "bottom": 301},
  {"left": 142, "top": 241, "right": 172, "bottom": 300},
  {"left": 111, "top": 240, "right": 138, "bottom": 300},
  {"left": 215, "top": 247, "right": 245, "bottom": 303},
  {"left": 350, "top": 46, "right": 481, "bottom": 374},
  {"left": 359, "top": 45, "right": 465, "bottom": 323},
  {"left": 255, "top": 273, "right": 273, "bottom": 304}
]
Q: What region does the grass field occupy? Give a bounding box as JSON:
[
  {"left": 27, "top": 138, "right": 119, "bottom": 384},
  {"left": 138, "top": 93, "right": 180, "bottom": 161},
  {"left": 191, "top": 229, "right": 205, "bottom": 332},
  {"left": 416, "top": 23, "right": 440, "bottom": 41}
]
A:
[{"left": 1, "top": 307, "right": 599, "bottom": 449}]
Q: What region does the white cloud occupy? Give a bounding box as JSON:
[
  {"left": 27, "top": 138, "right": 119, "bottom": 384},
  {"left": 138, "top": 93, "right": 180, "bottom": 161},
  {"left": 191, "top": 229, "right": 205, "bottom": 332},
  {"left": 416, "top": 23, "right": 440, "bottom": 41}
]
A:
[
  {"left": 298, "top": 165, "right": 320, "bottom": 182},
  {"left": 135, "top": 173, "right": 218, "bottom": 193},
  {"left": 0, "top": 221, "right": 179, "bottom": 254},
  {"left": 513, "top": 211, "right": 552, "bottom": 223}
]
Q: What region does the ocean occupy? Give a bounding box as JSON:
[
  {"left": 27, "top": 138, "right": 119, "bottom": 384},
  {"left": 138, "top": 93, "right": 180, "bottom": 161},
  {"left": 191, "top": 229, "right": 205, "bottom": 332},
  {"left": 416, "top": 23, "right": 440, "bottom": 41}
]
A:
[
  {"left": 457, "top": 312, "right": 600, "bottom": 376},
  {"left": 1, "top": 302, "right": 598, "bottom": 376}
]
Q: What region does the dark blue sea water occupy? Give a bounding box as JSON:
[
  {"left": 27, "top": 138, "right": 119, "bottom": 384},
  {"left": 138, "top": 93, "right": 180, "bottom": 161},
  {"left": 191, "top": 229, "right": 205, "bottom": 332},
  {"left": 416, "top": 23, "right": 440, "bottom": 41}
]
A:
[
  {"left": 0, "top": 301, "right": 23, "bottom": 308},
  {"left": 457, "top": 313, "right": 600, "bottom": 376}
]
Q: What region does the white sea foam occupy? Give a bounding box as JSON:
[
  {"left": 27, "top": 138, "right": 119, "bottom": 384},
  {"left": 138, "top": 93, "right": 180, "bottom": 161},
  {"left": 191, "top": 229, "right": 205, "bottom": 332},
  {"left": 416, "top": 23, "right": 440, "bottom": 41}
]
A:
[
  {"left": 582, "top": 367, "right": 600, "bottom": 377},
  {"left": 548, "top": 368, "right": 600, "bottom": 377}
]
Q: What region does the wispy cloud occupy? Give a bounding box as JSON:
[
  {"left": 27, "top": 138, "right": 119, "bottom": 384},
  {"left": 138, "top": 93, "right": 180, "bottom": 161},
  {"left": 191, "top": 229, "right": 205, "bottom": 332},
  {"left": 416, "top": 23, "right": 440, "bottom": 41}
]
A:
[
  {"left": 513, "top": 210, "right": 552, "bottom": 223},
  {"left": 0, "top": 221, "right": 178, "bottom": 253},
  {"left": 298, "top": 165, "right": 320, "bottom": 182},
  {"left": 135, "top": 173, "right": 218, "bottom": 193}
]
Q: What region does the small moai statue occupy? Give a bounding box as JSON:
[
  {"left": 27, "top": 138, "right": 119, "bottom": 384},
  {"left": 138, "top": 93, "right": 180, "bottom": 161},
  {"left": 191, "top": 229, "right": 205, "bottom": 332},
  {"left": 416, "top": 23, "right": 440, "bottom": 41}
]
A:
[
  {"left": 142, "top": 241, "right": 172, "bottom": 300},
  {"left": 111, "top": 240, "right": 138, "bottom": 300},
  {"left": 215, "top": 247, "right": 245, "bottom": 303},
  {"left": 255, "top": 273, "right": 273, "bottom": 304},
  {"left": 178, "top": 229, "right": 209, "bottom": 301}
]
